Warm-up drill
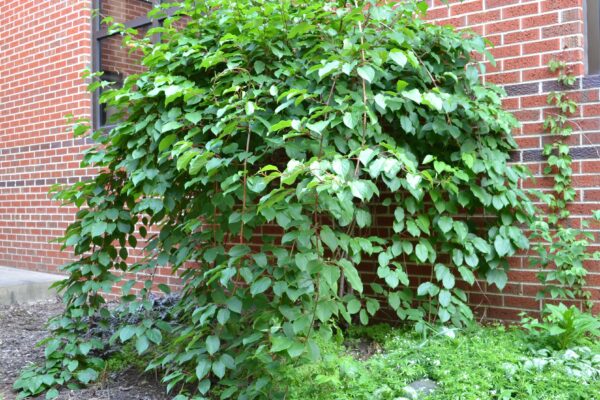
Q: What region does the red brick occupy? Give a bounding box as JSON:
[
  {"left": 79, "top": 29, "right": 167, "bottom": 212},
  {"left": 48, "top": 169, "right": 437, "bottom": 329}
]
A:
[
  {"left": 584, "top": 190, "right": 600, "bottom": 201},
  {"left": 504, "top": 28, "right": 540, "bottom": 45},
  {"left": 542, "top": 0, "right": 583, "bottom": 12},
  {"left": 485, "top": 0, "right": 519, "bottom": 9},
  {"left": 502, "top": 3, "right": 539, "bottom": 19},
  {"left": 426, "top": 6, "right": 449, "bottom": 20},
  {"left": 582, "top": 160, "right": 600, "bottom": 173},
  {"left": 485, "top": 19, "right": 519, "bottom": 35},
  {"left": 488, "top": 44, "right": 520, "bottom": 59},
  {"left": 522, "top": 12, "right": 559, "bottom": 29},
  {"left": 501, "top": 97, "right": 519, "bottom": 109},
  {"left": 504, "top": 55, "right": 541, "bottom": 71},
  {"left": 542, "top": 22, "right": 582, "bottom": 38},
  {"left": 451, "top": 0, "right": 482, "bottom": 16},
  {"left": 468, "top": 10, "right": 500, "bottom": 26},
  {"left": 487, "top": 71, "right": 520, "bottom": 84},
  {"left": 438, "top": 16, "right": 467, "bottom": 27},
  {"left": 523, "top": 38, "right": 561, "bottom": 54}
]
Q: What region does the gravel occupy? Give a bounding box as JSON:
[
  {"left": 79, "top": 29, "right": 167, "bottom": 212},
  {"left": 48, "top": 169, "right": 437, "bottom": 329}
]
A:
[{"left": 0, "top": 299, "right": 169, "bottom": 400}]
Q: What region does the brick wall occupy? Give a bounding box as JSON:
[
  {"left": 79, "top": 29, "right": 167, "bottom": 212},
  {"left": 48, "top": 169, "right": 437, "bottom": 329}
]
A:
[
  {"left": 426, "top": 0, "right": 600, "bottom": 320},
  {"left": 0, "top": 0, "right": 598, "bottom": 322},
  {"left": 0, "top": 0, "right": 93, "bottom": 273}
]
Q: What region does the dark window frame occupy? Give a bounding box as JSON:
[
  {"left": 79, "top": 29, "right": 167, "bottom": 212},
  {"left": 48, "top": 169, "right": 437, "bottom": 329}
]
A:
[
  {"left": 586, "top": 0, "right": 600, "bottom": 76},
  {"left": 91, "top": 0, "right": 167, "bottom": 130}
]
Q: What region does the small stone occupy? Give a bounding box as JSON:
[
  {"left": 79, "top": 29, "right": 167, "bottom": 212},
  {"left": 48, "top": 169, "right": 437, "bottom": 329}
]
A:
[{"left": 404, "top": 378, "right": 438, "bottom": 399}]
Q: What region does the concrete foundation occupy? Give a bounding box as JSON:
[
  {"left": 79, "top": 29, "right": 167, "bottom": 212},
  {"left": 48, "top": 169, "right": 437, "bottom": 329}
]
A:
[{"left": 0, "top": 266, "right": 63, "bottom": 305}]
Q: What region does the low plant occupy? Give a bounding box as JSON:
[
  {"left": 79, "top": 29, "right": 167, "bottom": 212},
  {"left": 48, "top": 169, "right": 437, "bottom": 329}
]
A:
[
  {"left": 520, "top": 304, "right": 600, "bottom": 350},
  {"left": 278, "top": 324, "right": 600, "bottom": 400},
  {"left": 530, "top": 57, "right": 599, "bottom": 308}
]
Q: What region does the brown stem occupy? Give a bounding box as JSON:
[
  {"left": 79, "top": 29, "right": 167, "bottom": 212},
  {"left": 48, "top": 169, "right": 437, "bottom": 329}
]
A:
[{"left": 239, "top": 125, "right": 252, "bottom": 244}]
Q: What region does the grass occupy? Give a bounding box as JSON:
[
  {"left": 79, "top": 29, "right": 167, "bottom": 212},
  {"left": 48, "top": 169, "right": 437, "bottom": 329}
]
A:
[{"left": 276, "top": 324, "right": 600, "bottom": 400}]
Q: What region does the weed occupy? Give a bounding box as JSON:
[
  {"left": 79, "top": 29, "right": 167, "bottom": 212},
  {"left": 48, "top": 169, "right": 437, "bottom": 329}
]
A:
[{"left": 520, "top": 304, "right": 600, "bottom": 350}]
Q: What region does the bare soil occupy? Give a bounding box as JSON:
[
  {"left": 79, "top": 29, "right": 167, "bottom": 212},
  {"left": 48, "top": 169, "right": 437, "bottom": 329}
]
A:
[{"left": 0, "top": 299, "right": 168, "bottom": 400}]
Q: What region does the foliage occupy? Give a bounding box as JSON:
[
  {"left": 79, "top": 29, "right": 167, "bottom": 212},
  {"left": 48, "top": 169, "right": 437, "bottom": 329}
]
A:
[
  {"left": 16, "top": 0, "right": 534, "bottom": 398},
  {"left": 520, "top": 304, "right": 600, "bottom": 351},
  {"left": 530, "top": 58, "right": 600, "bottom": 306},
  {"left": 277, "top": 324, "right": 600, "bottom": 400}
]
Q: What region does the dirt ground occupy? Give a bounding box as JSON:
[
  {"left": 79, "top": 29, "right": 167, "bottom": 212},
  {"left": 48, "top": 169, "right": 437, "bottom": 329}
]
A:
[{"left": 0, "top": 299, "right": 169, "bottom": 400}]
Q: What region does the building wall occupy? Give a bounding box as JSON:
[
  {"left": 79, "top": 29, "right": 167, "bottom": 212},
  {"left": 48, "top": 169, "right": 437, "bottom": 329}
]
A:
[
  {"left": 0, "top": 0, "right": 598, "bottom": 321},
  {"left": 0, "top": 0, "right": 93, "bottom": 273},
  {"left": 425, "top": 0, "right": 600, "bottom": 320}
]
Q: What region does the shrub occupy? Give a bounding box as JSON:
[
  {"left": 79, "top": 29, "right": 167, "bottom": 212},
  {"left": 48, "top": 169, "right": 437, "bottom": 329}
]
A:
[
  {"left": 521, "top": 304, "right": 600, "bottom": 350},
  {"left": 16, "top": 0, "right": 534, "bottom": 398}
]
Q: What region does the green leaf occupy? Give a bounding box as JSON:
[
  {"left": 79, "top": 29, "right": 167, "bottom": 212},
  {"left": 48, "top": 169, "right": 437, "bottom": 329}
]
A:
[
  {"left": 159, "top": 134, "right": 177, "bottom": 151},
  {"left": 423, "top": 92, "right": 443, "bottom": 111},
  {"left": 146, "top": 328, "right": 162, "bottom": 344},
  {"left": 196, "top": 358, "right": 211, "bottom": 380},
  {"left": 417, "top": 282, "right": 438, "bottom": 297},
  {"left": 320, "top": 228, "right": 339, "bottom": 252},
  {"left": 347, "top": 299, "right": 361, "bottom": 314},
  {"left": 226, "top": 297, "right": 242, "bottom": 313},
  {"left": 366, "top": 298, "right": 380, "bottom": 315},
  {"left": 406, "top": 220, "right": 420, "bottom": 237},
  {"left": 270, "top": 120, "right": 292, "bottom": 132},
  {"left": 357, "top": 65, "right": 375, "bottom": 83},
  {"left": 245, "top": 101, "right": 255, "bottom": 115},
  {"left": 439, "top": 289, "right": 451, "bottom": 307},
  {"left": 402, "top": 89, "right": 422, "bottom": 104},
  {"left": 437, "top": 216, "right": 453, "bottom": 234},
  {"left": 415, "top": 243, "right": 428, "bottom": 263},
  {"left": 161, "top": 120, "right": 182, "bottom": 133},
  {"left": 206, "top": 335, "right": 220, "bottom": 355},
  {"left": 79, "top": 341, "right": 93, "bottom": 356},
  {"left": 388, "top": 292, "right": 401, "bottom": 310},
  {"left": 90, "top": 222, "right": 107, "bottom": 238},
  {"left": 77, "top": 368, "right": 99, "bottom": 384},
  {"left": 307, "top": 120, "right": 329, "bottom": 134},
  {"left": 374, "top": 93, "right": 387, "bottom": 109},
  {"left": 339, "top": 259, "right": 363, "bottom": 293},
  {"left": 458, "top": 266, "right": 475, "bottom": 285},
  {"left": 212, "top": 360, "right": 226, "bottom": 378},
  {"left": 389, "top": 49, "right": 407, "bottom": 67},
  {"left": 494, "top": 235, "right": 511, "bottom": 257},
  {"left": 136, "top": 335, "right": 149, "bottom": 354},
  {"left": 318, "top": 60, "right": 340, "bottom": 77},
  {"left": 487, "top": 269, "right": 508, "bottom": 290},
  {"left": 250, "top": 277, "right": 272, "bottom": 296},
  {"left": 406, "top": 173, "right": 421, "bottom": 189},
  {"left": 343, "top": 112, "right": 356, "bottom": 129},
  {"left": 452, "top": 249, "right": 463, "bottom": 267},
  {"left": 396, "top": 80, "right": 408, "bottom": 92},
  {"left": 119, "top": 325, "right": 136, "bottom": 342},
  {"left": 185, "top": 111, "right": 202, "bottom": 124}
]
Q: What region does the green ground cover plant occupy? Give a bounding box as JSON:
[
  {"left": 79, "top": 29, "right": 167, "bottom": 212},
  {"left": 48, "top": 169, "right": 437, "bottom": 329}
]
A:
[{"left": 278, "top": 324, "right": 600, "bottom": 400}]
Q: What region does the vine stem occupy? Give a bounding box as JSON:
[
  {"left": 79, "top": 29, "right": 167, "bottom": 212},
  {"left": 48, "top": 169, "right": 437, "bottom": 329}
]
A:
[
  {"left": 239, "top": 124, "right": 252, "bottom": 244},
  {"left": 354, "top": 0, "right": 368, "bottom": 177}
]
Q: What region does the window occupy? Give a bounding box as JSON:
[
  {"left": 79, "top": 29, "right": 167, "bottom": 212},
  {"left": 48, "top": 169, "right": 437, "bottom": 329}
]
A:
[
  {"left": 92, "top": 0, "right": 164, "bottom": 129},
  {"left": 586, "top": 0, "right": 600, "bottom": 75},
  {"left": 98, "top": 71, "right": 124, "bottom": 127}
]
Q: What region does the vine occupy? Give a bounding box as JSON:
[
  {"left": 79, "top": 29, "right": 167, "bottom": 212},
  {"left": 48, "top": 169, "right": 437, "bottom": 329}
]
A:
[
  {"left": 15, "top": 1, "right": 535, "bottom": 399},
  {"left": 531, "top": 57, "right": 599, "bottom": 309}
]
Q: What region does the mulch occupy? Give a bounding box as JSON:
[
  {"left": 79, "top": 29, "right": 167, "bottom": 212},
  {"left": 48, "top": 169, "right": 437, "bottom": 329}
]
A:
[{"left": 0, "top": 299, "right": 169, "bottom": 400}]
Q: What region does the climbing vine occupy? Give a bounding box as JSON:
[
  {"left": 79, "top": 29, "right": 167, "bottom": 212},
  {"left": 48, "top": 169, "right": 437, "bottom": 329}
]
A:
[
  {"left": 531, "top": 58, "right": 599, "bottom": 308},
  {"left": 16, "top": 1, "right": 535, "bottom": 398}
]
